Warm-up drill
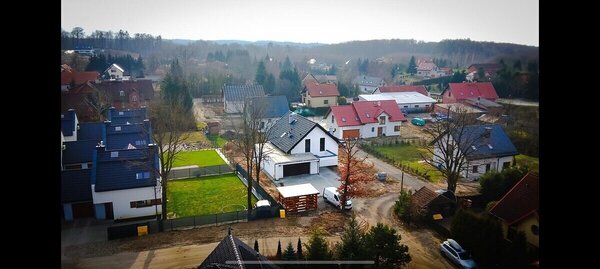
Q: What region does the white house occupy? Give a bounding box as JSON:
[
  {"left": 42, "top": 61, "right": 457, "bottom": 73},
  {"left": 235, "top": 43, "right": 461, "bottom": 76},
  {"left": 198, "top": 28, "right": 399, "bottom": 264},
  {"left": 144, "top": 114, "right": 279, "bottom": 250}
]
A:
[
  {"left": 261, "top": 111, "right": 339, "bottom": 180},
  {"left": 358, "top": 92, "right": 437, "bottom": 113},
  {"left": 91, "top": 146, "right": 162, "bottom": 220},
  {"left": 431, "top": 124, "right": 518, "bottom": 181},
  {"left": 416, "top": 61, "right": 446, "bottom": 78},
  {"left": 223, "top": 84, "right": 266, "bottom": 114},
  {"left": 325, "top": 100, "right": 406, "bottom": 139},
  {"left": 352, "top": 75, "right": 386, "bottom": 94},
  {"left": 104, "top": 63, "right": 126, "bottom": 80}
]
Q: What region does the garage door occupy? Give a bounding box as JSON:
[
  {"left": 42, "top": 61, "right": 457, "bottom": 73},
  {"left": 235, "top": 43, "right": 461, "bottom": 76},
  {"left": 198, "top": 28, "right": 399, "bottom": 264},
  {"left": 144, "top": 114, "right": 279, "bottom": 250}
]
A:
[
  {"left": 343, "top": 129, "right": 360, "bottom": 139},
  {"left": 72, "top": 201, "right": 94, "bottom": 218},
  {"left": 283, "top": 162, "right": 311, "bottom": 177}
]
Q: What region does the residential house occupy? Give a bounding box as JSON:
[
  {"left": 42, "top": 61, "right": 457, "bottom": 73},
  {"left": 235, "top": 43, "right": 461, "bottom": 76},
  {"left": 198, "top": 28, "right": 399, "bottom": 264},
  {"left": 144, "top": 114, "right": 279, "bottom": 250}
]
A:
[
  {"left": 352, "top": 75, "right": 386, "bottom": 94},
  {"left": 198, "top": 233, "right": 278, "bottom": 269},
  {"left": 74, "top": 45, "right": 95, "bottom": 56},
  {"left": 104, "top": 63, "right": 126, "bottom": 80},
  {"left": 416, "top": 60, "right": 446, "bottom": 78},
  {"left": 207, "top": 122, "right": 220, "bottom": 135},
  {"left": 91, "top": 145, "right": 162, "bottom": 220},
  {"left": 358, "top": 92, "right": 436, "bottom": 113},
  {"left": 301, "top": 82, "right": 339, "bottom": 108},
  {"left": 441, "top": 82, "right": 499, "bottom": 104},
  {"left": 432, "top": 124, "right": 518, "bottom": 180},
  {"left": 261, "top": 111, "right": 339, "bottom": 180},
  {"left": 107, "top": 106, "right": 148, "bottom": 125},
  {"left": 467, "top": 63, "right": 501, "bottom": 79},
  {"left": 325, "top": 100, "right": 406, "bottom": 139},
  {"left": 373, "top": 85, "right": 429, "bottom": 96},
  {"left": 490, "top": 173, "right": 539, "bottom": 248},
  {"left": 301, "top": 73, "right": 317, "bottom": 87},
  {"left": 61, "top": 109, "right": 79, "bottom": 142},
  {"left": 314, "top": 74, "right": 338, "bottom": 84},
  {"left": 440, "top": 67, "right": 453, "bottom": 76},
  {"left": 61, "top": 64, "right": 99, "bottom": 91},
  {"left": 247, "top": 95, "right": 290, "bottom": 132},
  {"left": 463, "top": 98, "right": 504, "bottom": 116},
  {"left": 62, "top": 169, "right": 94, "bottom": 220},
  {"left": 411, "top": 186, "right": 456, "bottom": 220},
  {"left": 433, "top": 103, "right": 486, "bottom": 121},
  {"left": 223, "top": 84, "right": 266, "bottom": 114}
]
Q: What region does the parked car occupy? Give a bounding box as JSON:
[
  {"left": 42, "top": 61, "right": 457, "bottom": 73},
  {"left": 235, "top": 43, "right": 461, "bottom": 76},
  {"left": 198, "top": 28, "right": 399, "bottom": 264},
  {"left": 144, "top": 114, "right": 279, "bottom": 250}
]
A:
[
  {"left": 323, "top": 187, "right": 352, "bottom": 210},
  {"left": 254, "top": 200, "right": 271, "bottom": 208},
  {"left": 440, "top": 239, "right": 477, "bottom": 269},
  {"left": 411, "top": 117, "right": 426, "bottom": 126}
]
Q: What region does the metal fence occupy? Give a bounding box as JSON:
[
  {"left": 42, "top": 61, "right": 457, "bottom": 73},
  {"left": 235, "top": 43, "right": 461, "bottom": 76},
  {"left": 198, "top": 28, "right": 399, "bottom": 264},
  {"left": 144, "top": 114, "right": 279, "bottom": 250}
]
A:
[
  {"left": 150, "top": 211, "right": 249, "bottom": 232},
  {"left": 168, "top": 164, "right": 232, "bottom": 179}
]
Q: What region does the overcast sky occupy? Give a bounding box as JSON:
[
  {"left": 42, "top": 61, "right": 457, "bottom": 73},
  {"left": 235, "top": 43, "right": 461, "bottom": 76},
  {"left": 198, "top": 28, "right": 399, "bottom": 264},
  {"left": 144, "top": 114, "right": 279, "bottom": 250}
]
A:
[{"left": 61, "top": 0, "right": 538, "bottom": 46}]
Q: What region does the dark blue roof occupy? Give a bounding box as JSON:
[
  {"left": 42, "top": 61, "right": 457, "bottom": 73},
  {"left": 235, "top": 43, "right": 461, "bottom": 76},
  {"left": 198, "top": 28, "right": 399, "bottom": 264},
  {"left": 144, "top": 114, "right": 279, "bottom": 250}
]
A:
[
  {"left": 61, "top": 110, "right": 77, "bottom": 136},
  {"left": 453, "top": 124, "right": 518, "bottom": 160},
  {"left": 78, "top": 122, "right": 104, "bottom": 141},
  {"left": 267, "top": 111, "right": 338, "bottom": 153},
  {"left": 107, "top": 107, "right": 148, "bottom": 125},
  {"left": 63, "top": 140, "right": 100, "bottom": 164},
  {"left": 199, "top": 235, "right": 278, "bottom": 269},
  {"left": 223, "top": 84, "right": 265, "bottom": 102},
  {"left": 62, "top": 169, "right": 92, "bottom": 203},
  {"left": 247, "top": 96, "right": 290, "bottom": 119},
  {"left": 105, "top": 122, "right": 151, "bottom": 151},
  {"left": 93, "top": 147, "right": 159, "bottom": 192}
]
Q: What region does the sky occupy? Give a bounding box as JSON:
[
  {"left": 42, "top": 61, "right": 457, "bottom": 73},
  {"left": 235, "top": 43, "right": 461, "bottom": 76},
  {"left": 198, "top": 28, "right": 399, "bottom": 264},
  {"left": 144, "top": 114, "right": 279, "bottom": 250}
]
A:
[{"left": 61, "top": 0, "right": 539, "bottom": 46}]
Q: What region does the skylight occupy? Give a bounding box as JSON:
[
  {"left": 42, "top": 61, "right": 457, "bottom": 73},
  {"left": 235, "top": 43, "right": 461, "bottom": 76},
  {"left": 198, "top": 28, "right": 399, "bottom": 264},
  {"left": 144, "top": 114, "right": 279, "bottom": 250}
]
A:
[
  {"left": 280, "top": 132, "right": 287, "bottom": 138},
  {"left": 487, "top": 144, "right": 493, "bottom": 149},
  {"left": 115, "top": 126, "right": 121, "bottom": 131},
  {"left": 471, "top": 145, "right": 477, "bottom": 150},
  {"left": 366, "top": 113, "right": 370, "bottom": 118},
  {"left": 342, "top": 117, "right": 346, "bottom": 122},
  {"left": 110, "top": 151, "right": 119, "bottom": 158}
]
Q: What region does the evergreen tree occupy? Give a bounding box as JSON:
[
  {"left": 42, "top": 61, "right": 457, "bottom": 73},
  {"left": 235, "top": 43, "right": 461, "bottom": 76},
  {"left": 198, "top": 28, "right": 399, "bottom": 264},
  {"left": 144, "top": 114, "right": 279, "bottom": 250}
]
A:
[
  {"left": 255, "top": 61, "right": 267, "bottom": 85},
  {"left": 161, "top": 59, "right": 193, "bottom": 112},
  {"left": 305, "top": 228, "right": 333, "bottom": 261},
  {"left": 407, "top": 56, "right": 417, "bottom": 75},
  {"left": 328, "top": 64, "right": 337, "bottom": 75},
  {"left": 282, "top": 56, "right": 293, "bottom": 71},
  {"left": 276, "top": 240, "right": 283, "bottom": 259},
  {"left": 335, "top": 214, "right": 367, "bottom": 267},
  {"left": 364, "top": 223, "right": 411, "bottom": 269},
  {"left": 283, "top": 242, "right": 297, "bottom": 260},
  {"left": 254, "top": 239, "right": 260, "bottom": 253},
  {"left": 297, "top": 238, "right": 304, "bottom": 260},
  {"left": 513, "top": 60, "right": 522, "bottom": 71},
  {"left": 265, "top": 74, "right": 276, "bottom": 94}
]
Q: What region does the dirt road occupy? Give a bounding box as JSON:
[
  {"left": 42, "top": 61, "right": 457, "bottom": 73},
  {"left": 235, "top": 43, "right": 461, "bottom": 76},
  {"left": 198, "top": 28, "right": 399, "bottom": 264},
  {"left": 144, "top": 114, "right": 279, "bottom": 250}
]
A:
[{"left": 353, "top": 192, "right": 454, "bottom": 269}]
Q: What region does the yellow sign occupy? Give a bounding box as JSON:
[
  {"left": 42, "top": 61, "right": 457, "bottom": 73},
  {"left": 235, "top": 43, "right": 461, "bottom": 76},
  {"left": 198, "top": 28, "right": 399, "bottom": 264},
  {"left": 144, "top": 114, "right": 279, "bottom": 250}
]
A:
[
  {"left": 432, "top": 214, "right": 443, "bottom": 220},
  {"left": 137, "top": 225, "right": 148, "bottom": 236},
  {"left": 279, "top": 209, "right": 286, "bottom": 218}
]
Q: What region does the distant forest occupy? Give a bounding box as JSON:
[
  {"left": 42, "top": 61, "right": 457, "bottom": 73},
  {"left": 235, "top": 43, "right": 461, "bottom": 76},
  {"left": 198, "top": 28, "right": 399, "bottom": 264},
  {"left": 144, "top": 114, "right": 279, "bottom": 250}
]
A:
[{"left": 61, "top": 27, "right": 539, "bottom": 100}]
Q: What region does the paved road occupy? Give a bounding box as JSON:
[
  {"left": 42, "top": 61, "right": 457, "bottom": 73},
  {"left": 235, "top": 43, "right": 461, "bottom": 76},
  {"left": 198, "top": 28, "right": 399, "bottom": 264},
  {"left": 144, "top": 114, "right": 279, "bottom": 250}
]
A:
[{"left": 355, "top": 148, "right": 432, "bottom": 192}]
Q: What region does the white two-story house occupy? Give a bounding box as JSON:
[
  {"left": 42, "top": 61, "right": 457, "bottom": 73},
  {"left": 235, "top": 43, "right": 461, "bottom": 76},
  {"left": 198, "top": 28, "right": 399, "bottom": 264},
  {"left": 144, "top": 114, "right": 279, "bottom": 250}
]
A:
[
  {"left": 324, "top": 100, "right": 406, "bottom": 139},
  {"left": 261, "top": 111, "right": 339, "bottom": 180}
]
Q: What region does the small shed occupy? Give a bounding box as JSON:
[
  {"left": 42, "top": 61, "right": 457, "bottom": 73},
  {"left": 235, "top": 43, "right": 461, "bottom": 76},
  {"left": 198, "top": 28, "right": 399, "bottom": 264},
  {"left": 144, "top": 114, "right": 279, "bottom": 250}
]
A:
[
  {"left": 277, "top": 183, "right": 319, "bottom": 213},
  {"left": 207, "top": 122, "right": 220, "bottom": 135}
]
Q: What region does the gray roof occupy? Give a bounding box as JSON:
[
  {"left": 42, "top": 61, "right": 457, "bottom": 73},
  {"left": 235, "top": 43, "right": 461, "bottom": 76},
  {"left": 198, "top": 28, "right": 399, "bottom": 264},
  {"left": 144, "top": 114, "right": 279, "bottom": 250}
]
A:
[
  {"left": 352, "top": 75, "right": 385, "bottom": 87},
  {"left": 267, "top": 111, "right": 338, "bottom": 154},
  {"left": 63, "top": 140, "right": 100, "bottom": 164},
  {"left": 62, "top": 169, "right": 92, "bottom": 203},
  {"left": 93, "top": 147, "right": 159, "bottom": 192},
  {"left": 199, "top": 235, "right": 278, "bottom": 269},
  {"left": 223, "top": 85, "right": 265, "bottom": 102},
  {"left": 247, "top": 95, "right": 290, "bottom": 119}
]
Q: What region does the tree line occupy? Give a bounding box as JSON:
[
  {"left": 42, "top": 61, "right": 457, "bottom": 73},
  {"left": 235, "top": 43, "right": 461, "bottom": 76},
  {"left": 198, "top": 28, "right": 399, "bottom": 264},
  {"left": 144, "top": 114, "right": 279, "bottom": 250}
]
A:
[
  {"left": 86, "top": 54, "right": 145, "bottom": 78},
  {"left": 61, "top": 27, "right": 163, "bottom": 53}
]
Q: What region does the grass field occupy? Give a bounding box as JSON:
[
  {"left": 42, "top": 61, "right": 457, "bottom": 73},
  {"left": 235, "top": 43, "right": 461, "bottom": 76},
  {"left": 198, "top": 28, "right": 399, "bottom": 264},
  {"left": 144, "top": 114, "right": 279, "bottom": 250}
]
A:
[
  {"left": 515, "top": 154, "right": 539, "bottom": 173},
  {"left": 167, "top": 174, "right": 258, "bottom": 217},
  {"left": 172, "top": 150, "right": 226, "bottom": 167},
  {"left": 368, "top": 143, "right": 444, "bottom": 182},
  {"left": 207, "top": 134, "right": 228, "bottom": 148}
]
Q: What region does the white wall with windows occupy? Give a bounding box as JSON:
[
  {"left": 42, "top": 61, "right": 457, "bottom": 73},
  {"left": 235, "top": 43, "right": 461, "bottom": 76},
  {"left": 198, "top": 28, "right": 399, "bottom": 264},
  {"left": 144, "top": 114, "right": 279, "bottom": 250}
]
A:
[{"left": 91, "top": 181, "right": 162, "bottom": 220}]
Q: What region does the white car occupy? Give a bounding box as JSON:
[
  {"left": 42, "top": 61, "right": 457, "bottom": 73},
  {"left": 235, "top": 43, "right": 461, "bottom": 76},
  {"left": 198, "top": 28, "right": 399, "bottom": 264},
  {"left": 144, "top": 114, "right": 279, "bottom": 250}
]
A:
[
  {"left": 440, "top": 239, "right": 477, "bottom": 269},
  {"left": 323, "top": 187, "right": 352, "bottom": 210}
]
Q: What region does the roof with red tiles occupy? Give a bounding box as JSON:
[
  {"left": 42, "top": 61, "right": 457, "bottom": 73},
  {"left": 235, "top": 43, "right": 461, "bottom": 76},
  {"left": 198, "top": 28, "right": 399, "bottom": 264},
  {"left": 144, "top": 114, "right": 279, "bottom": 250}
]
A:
[
  {"left": 446, "top": 82, "right": 499, "bottom": 101},
  {"left": 490, "top": 173, "right": 539, "bottom": 225},
  {"left": 417, "top": 62, "right": 438, "bottom": 71},
  {"left": 376, "top": 85, "right": 428, "bottom": 96},
  {"left": 328, "top": 100, "right": 405, "bottom": 127},
  {"left": 61, "top": 65, "right": 99, "bottom": 85},
  {"left": 411, "top": 186, "right": 439, "bottom": 209},
  {"left": 304, "top": 82, "right": 340, "bottom": 97}
]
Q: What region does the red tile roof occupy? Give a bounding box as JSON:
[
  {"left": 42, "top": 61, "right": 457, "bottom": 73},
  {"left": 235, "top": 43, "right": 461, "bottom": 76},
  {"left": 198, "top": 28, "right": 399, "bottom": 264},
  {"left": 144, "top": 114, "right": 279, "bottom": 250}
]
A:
[
  {"left": 417, "top": 62, "right": 437, "bottom": 71},
  {"left": 490, "top": 173, "right": 539, "bottom": 225},
  {"left": 61, "top": 68, "right": 100, "bottom": 85},
  {"left": 304, "top": 82, "right": 340, "bottom": 97},
  {"left": 377, "top": 85, "right": 428, "bottom": 96},
  {"left": 446, "top": 82, "right": 499, "bottom": 101},
  {"left": 329, "top": 100, "right": 405, "bottom": 127}
]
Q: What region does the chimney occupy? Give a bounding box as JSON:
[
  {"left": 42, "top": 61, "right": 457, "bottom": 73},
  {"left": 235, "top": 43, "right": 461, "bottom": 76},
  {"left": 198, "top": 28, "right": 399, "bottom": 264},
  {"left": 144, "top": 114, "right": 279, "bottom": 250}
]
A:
[
  {"left": 376, "top": 101, "right": 381, "bottom": 107},
  {"left": 483, "top": 127, "right": 492, "bottom": 138}
]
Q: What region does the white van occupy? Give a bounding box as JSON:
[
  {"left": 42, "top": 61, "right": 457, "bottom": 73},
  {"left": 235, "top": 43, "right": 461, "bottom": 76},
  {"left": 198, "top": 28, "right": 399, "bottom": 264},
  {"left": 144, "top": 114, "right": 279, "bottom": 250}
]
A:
[{"left": 323, "top": 187, "right": 352, "bottom": 210}]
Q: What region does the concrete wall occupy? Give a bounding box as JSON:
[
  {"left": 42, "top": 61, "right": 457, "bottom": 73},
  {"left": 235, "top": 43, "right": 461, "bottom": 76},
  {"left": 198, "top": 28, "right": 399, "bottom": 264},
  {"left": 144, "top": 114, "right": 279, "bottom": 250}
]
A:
[
  {"left": 92, "top": 182, "right": 162, "bottom": 220},
  {"left": 306, "top": 95, "right": 337, "bottom": 108}
]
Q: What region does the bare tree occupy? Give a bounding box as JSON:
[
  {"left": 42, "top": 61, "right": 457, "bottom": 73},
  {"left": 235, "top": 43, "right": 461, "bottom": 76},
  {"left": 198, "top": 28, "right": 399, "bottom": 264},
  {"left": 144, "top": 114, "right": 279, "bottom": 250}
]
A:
[
  {"left": 422, "top": 106, "right": 482, "bottom": 192},
  {"left": 84, "top": 87, "right": 111, "bottom": 122},
  {"left": 338, "top": 138, "right": 374, "bottom": 210},
  {"left": 147, "top": 97, "right": 191, "bottom": 230}
]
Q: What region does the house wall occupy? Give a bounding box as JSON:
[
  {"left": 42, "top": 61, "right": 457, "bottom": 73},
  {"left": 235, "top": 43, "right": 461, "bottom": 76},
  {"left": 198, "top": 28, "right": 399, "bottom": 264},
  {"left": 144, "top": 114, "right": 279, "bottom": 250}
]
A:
[
  {"left": 306, "top": 95, "right": 337, "bottom": 108},
  {"left": 396, "top": 102, "right": 433, "bottom": 113},
  {"left": 91, "top": 182, "right": 162, "bottom": 220},
  {"left": 290, "top": 126, "right": 338, "bottom": 157},
  {"left": 516, "top": 216, "right": 539, "bottom": 247},
  {"left": 319, "top": 156, "right": 338, "bottom": 167},
  {"left": 442, "top": 89, "right": 458, "bottom": 103},
  {"left": 263, "top": 158, "right": 319, "bottom": 180},
  {"left": 462, "top": 155, "right": 515, "bottom": 180},
  {"left": 224, "top": 101, "right": 244, "bottom": 114},
  {"left": 326, "top": 113, "right": 401, "bottom": 139},
  {"left": 108, "top": 68, "right": 124, "bottom": 79}
]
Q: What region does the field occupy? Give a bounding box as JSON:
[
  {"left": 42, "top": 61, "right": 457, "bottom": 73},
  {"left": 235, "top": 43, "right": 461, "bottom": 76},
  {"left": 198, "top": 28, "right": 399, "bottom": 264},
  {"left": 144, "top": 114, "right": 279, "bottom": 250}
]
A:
[
  {"left": 364, "top": 142, "right": 444, "bottom": 182},
  {"left": 167, "top": 174, "right": 258, "bottom": 217},
  {"left": 515, "top": 154, "right": 539, "bottom": 173},
  {"left": 172, "top": 150, "right": 226, "bottom": 167}
]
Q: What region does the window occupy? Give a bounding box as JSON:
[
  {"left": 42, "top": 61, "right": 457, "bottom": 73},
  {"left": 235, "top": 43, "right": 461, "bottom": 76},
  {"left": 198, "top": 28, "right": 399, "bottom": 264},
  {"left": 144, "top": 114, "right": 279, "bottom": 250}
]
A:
[
  {"left": 115, "top": 126, "right": 121, "bottom": 131},
  {"left": 531, "top": 225, "right": 539, "bottom": 235},
  {"left": 119, "top": 90, "right": 125, "bottom": 96},
  {"left": 371, "top": 127, "right": 375, "bottom": 132},
  {"left": 485, "top": 163, "right": 491, "bottom": 172},
  {"left": 415, "top": 105, "right": 419, "bottom": 108},
  {"left": 425, "top": 105, "right": 429, "bottom": 107},
  {"left": 320, "top": 138, "right": 325, "bottom": 151},
  {"left": 136, "top": 172, "right": 151, "bottom": 180},
  {"left": 130, "top": 199, "right": 161, "bottom": 208},
  {"left": 110, "top": 151, "right": 119, "bottom": 158},
  {"left": 132, "top": 95, "right": 138, "bottom": 102},
  {"left": 502, "top": 161, "right": 511, "bottom": 170},
  {"left": 259, "top": 121, "right": 265, "bottom": 129},
  {"left": 472, "top": 165, "right": 478, "bottom": 173},
  {"left": 308, "top": 100, "right": 311, "bottom": 106},
  {"left": 324, "top": 99, "right": 329, "bottom": 104},
  {"left": 404, "top": 105, "right": 408, "bottom": 108},
  {"left": 119, "top": 111, "right": 124, "bottom": 115},
  {"left": 394, "top": 125, "right": 400, "bottom": 132},
  {"left": 305, "top": 139, "right": 311, "bottom": 152},
  {"left": 331, "top": 116, "right": 334, "bottom": 123},
  {"left": 135, "top": 140, "right": 146, "bottom": 146},
  {"left": 379, "top": 116, "right": 386, "bottom": 124}
]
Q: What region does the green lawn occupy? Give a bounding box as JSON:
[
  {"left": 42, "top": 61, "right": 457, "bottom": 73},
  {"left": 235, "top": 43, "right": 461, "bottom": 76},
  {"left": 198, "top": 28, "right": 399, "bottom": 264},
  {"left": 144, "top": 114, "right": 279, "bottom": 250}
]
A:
[
  {"left": 167, "top": 174, "right": 258, "bottom": 217},
  {"left": 172, "top": 150, "right": 226, "bottom": 167},
  {"left": 515, "top": 154, "right": 539, "bottom": 173},
  {"left": 367, "top": 143, "right": 445, "bottom": 182},
  {"left": 207, "top": 134, "right": 228, "bottom": 148}
]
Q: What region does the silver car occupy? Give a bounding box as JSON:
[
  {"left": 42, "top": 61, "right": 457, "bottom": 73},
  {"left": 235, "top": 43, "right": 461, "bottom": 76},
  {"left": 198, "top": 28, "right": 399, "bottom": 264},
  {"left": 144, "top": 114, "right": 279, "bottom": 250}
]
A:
[{"left": 440, "top": 239, "right": 477, "bottom": 269}]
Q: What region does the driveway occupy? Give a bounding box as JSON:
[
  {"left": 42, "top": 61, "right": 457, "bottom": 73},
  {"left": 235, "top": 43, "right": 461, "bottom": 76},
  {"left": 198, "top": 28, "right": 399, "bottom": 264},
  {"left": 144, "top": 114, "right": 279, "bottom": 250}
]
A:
[
  {"left": 61, "top": 218, "right": 113, "bottom": 262},
  {"left": 270, "top": 166, "right": 341, "bottom": 209}
]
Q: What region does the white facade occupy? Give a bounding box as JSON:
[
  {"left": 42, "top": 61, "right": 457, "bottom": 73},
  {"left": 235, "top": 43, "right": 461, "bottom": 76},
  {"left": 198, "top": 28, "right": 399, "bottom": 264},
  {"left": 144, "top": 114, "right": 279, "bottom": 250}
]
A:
[
  {"left": 224, "top": 101, "right": 243, "bottom": 114},
  {"left": 358, "top": 92, "right": 436, "bottom": 113},
  {"left": 91, "top": 181, "right": 162, "bottom": 220},
  {"left": 326, "top": 112, "right": 402, "bottom": 140},
  {"left": 105, "top": 64, "right": 125, "bottom": 80}
]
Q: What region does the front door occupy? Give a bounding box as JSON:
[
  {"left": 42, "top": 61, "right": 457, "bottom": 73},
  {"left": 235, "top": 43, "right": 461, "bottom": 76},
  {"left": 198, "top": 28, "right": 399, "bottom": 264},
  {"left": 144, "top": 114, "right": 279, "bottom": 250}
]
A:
[
  {"left": 105, "top": 202, "right": 114, "bottom": 220},
  {"left": 377, "top": 127, "right": 383, "bottom": 137}
]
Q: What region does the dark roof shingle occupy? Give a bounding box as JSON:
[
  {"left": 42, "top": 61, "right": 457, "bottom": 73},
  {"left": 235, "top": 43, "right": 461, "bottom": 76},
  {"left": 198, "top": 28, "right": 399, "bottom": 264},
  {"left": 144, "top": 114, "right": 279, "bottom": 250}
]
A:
[
  {"left": 223, "top": 85, "right": 265, "bottom": 102},
  {"left": 199, "top": 235, "right": 278, "bottom": 269},
  {"left": 267, "top": 111, "right": 338, "bottom": 153},
  {"left": 63, "top": 140, "right": 100, "bottom": 164},
  {"left": 61, "top": 110, "right": 77, "bottom": 136},
  {"left": 453, "top": 124, "right": 518, "bottom": 160},
  {"left": 247, "top": 96, "right": 290, "bottom": 119},
  {"left": 93, "top": 147, "right": 158, "bottom": 192},
  {"left": 62, "top": 169, "right": 92, "bottom": 203}
]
